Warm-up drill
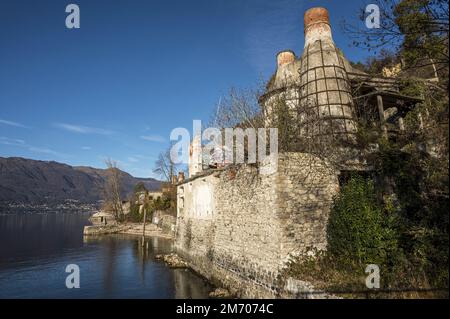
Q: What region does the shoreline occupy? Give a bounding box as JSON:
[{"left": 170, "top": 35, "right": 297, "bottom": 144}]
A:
[
  {"left": 83, "top": 222, "right": 175, "bottom": 240},
  {"left": 119, "top": 224, "right": 174, "bottom": 240}
]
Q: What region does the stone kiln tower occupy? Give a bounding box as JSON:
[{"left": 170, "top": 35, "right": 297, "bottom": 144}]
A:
[
  {"left": 261, "top": 7, "right": 359, "bottom": 148},
  {"left": 299, "top": 7, "right": 357, "bottom": 140}
]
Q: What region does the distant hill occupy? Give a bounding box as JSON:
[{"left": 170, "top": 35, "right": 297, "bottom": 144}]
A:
[{"left": 0, "top": 157, "right": 161, "bottom": 204}]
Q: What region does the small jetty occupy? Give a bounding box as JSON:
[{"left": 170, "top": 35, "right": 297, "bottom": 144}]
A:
[
  {"left": 83, "top": 211, "right": 174, "bottom": 239},
  {"left": 83, "top": 211, "right": 122, "bottom": 235}
]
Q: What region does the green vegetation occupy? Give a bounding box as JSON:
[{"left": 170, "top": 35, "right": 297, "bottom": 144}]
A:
[
  {"left": 346, "top": 0, "right": 448, "bottom": 79},
  {"left": 126, "top": 182, "right": 175, "bottom": 223},
  {"left": 285, "top": 0, "right": 448, "bottom": 297},
  {"left": 285, "top": 169, "right": 447, "bottom": 297},
  {"left": 327, "top": 176, "right": 399, "bottom": 268},
  {"left": 285, "top": 75, "right": 448, "bottom": 296},
  {"left": 133, "top": 182, "right": 147, "bottom": 194}
]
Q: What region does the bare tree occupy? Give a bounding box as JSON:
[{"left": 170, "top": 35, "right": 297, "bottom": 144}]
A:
[
  {"left": 104, "top": 158, "right": 124, "bottom": 221},
  {"left": 209, "top": 86, "right": 265, "bottom": 130},
  {"left": 263, "top": 89, "right": 362, "bottom": 171},
  {"left": 206, "top": 86, "right": 268, "bottom": 167},
  {"left": 153, "top": 146, "right": 180, "bottom": 182},
  {"left": 205, "top": 77, "right": 371, "bottom": 178},
  {"left": 342, "top": 0, "right": 448, "bottom": 78}
]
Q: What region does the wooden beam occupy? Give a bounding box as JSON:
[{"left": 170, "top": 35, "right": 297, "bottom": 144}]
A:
[
  {"left": 377, "top": 95, "right": 387, "bottom": 137},
  {"left": 398, "top": 117, "right": 405, "bottom": 131}
]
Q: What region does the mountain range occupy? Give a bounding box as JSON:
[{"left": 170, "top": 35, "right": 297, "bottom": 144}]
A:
[{"left": 0, "top": 157, "right": 161, "bottom": 204}]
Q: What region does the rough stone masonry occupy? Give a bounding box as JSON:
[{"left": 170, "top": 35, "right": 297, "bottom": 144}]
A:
[{"left": 175, "top": 153, "right": 339, "bottom": 298}]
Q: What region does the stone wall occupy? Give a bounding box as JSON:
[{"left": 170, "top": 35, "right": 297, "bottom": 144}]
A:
[
  {"left": 175, "top": 152, "right": 339, "bottom": 298},
  {"left": 153, "top": 210, "right": 177, "bottom": 236}
]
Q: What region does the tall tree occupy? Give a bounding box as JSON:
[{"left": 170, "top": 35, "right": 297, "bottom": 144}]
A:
[{"left": 104, "top": 158, "right": 124, "bottom": 221}]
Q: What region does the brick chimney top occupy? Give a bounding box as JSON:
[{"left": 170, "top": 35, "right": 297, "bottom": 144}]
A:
[
  {"left": 304, "top": 7, "right": 330, "bottom": 33},
  {"left": 276, "top": 50, "right": 295, "bottom": 67},
  {"left": 303, "top": 7, "right": 333, "bottom": 47}
]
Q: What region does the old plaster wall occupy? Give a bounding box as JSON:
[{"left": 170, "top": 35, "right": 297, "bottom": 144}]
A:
[{"left": 175, "top": 153, "right": 339, "bottom": 298}]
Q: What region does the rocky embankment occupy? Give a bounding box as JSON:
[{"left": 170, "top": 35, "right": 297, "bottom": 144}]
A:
[
  {"left": 155, "top": 253, "right": 189, "bottom": 268},
  {"left": 120, "top": 223, "right": 173, "bottom": 239},
  {"left": 155, "top": 253, "right": 234, "bottom": 298},
  {"left": 83, "top": 224, "right": 128, "bottom": 235},
  {"left": 83, "top": 222, "right": 174, "bottom": 239}
]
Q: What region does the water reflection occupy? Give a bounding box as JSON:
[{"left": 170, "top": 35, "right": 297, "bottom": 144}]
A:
[
  {"left": 0, "top": 212, "right": 91, "bottom": 262},
  {"left": 0, "top": 213, "right": 212, "bottom": 298}
]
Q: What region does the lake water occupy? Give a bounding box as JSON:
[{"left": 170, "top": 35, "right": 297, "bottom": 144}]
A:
[{"left": 0, "top": 211, "right": 212, "bottom": 298}]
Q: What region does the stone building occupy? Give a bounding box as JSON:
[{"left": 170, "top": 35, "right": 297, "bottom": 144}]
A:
[
  {"left": 147, "top": 191, "right": 163, "bottom": 201},
  {"left": 89, "top": 211, "right": 117, "bottom": 226},
  {"left": 175, "top": 7, "right": 422, "bottom": 298}
]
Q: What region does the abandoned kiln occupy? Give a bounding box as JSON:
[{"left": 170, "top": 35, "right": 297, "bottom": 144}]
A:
[{"left": 174, "top": 7, "right": 422, "bottom": 298}]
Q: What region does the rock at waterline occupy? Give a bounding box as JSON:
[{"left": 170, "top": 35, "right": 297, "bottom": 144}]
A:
[
  {"left": 156, "top": 253, "right": 188, "bottom": 268},
  {"left": 83, "top": 224, "right": 128, "bottom": 235},
  {"left": 209, "top": 288, "right": 233, "bottom": 298}
]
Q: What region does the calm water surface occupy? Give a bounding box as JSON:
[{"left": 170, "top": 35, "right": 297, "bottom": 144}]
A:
[{"left": 0, "top": 211, "right": 212, "bottom": 298}]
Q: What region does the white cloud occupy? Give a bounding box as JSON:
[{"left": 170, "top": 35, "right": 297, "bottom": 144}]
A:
[
  {"left": 0, "top": 119, "right": 29, "bottom": 128},
  {"left": 127, "top": 156, "right": 139, "bottom": 163},
  {"left": 54, "top": 123, "right": 114, "bottom": 135},
  {"left": 0, "top": 137, "right": 26, "bottom": 146},
  {"left": 81, "top": 146, "right": 92, "bottom": 150},
  {"left": 140, "top": 135, "right": 166, "bottom": 143},
  {"left": 134, "top": 154, "right": 155, "bottom": 160},
  {"left": 1, "top": 136, "right": 68, "bottom": 158},
  {"left": 28, "top": 146, "right": 67, "bottom": 158}
]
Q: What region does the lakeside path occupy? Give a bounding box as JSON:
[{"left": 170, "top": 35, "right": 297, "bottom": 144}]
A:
[
  {"left": 84, "top": 222, "right": 174, "bottom": 240},
  {"left": 119, "top": 223, "right": 174, "bottom": 240}
]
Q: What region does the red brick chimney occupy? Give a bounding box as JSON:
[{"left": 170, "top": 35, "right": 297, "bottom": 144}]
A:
[
  {"left": 304, "top": 7, "right": 333, "bottom": 47},
  {"left": 276, "top": 50, "right": 295, "bottom": 68}
]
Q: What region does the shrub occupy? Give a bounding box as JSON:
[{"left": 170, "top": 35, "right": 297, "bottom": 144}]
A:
[
  {"left": 327, "top": 175, "right": 399, "bottom": 268},
  {"left": 127, "top": 203, "right": 143, "bottom": 222}
]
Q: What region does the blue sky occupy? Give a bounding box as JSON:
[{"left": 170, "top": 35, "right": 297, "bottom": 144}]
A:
[{"left": 0, "top": 0, "right": 376, "bottom": 178}]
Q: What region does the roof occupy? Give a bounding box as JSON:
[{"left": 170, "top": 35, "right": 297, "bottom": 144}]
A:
[
  {"left": 353, "top": 89, "right": 423, "bottom": 105},
  {"left": 92, "top": 211, "right": 115, "bottom": 218}
]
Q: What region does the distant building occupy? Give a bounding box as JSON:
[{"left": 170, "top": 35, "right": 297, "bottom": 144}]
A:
[
  {"left": 147, "top": 191, "right": 163, "bottom": 201},
  {"left": 121, "top": 201, "right": 131, "bottom": 215},
  {"left": 89, "top": 211, "right": 116, "bottom": 226},
  {"left": 134, "top": 190, "right": 163, "bottom": 204}
]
